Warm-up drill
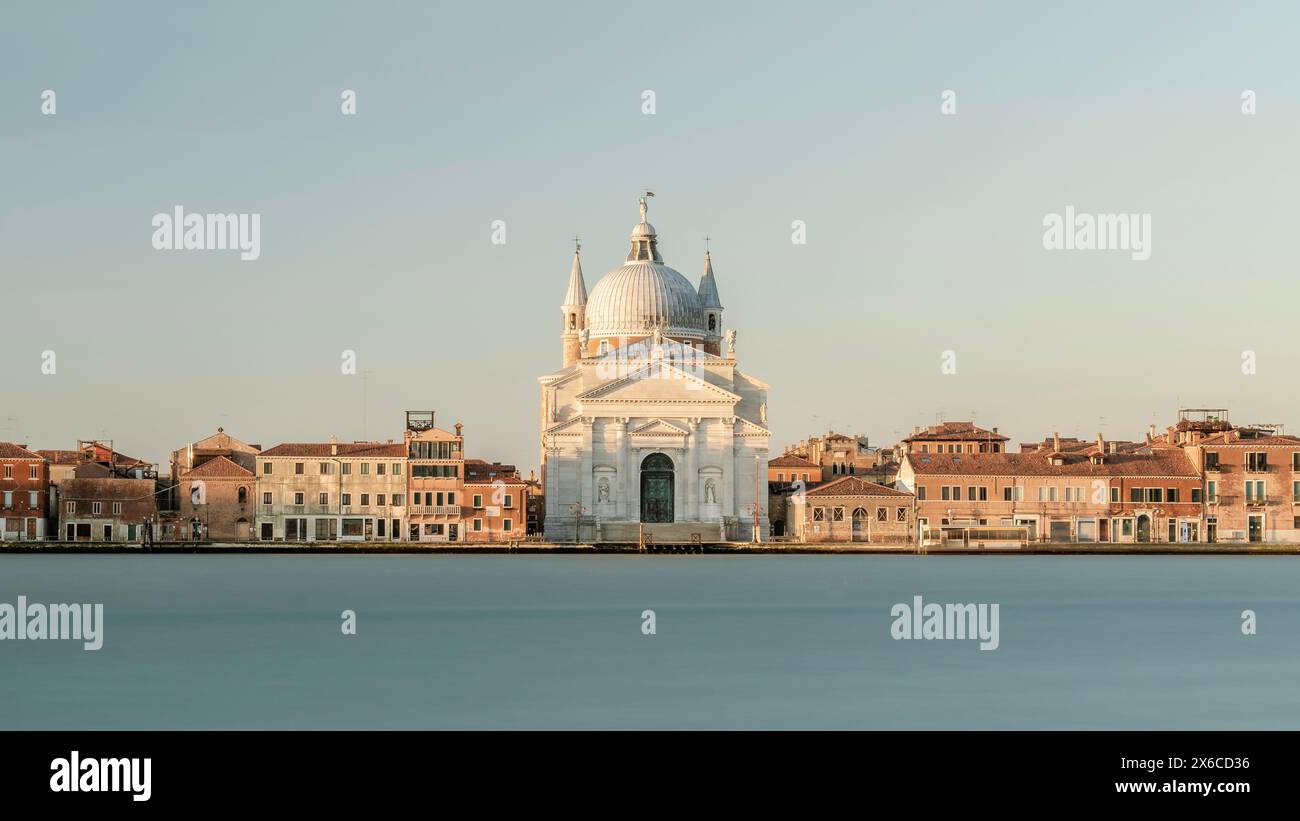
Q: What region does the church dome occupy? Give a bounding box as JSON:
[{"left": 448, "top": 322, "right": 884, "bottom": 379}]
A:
[{"left": 586, "top": 260, "right": 706, "bottom": 338}]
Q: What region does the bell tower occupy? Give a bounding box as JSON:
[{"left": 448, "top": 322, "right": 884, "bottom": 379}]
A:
[{"left": 560, "top": 238, "right": 587, "bottom": 366}]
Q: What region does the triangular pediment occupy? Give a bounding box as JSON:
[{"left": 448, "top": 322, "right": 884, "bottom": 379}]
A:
[
  {"left": 629, "top": 419, "right": 691, "bottom": 437},
  {"left": 735, "top": 417, "right": 770, "bottom": 436},
  {"left": 543, "top": 417, "right": 586, "bottom": 436},
  {"left": 577, "top": 361, "right": 741, "bottom": 403}
]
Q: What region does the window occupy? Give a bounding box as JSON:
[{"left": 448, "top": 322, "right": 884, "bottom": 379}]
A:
[
  {"left": 1168, "top": 519, "right": 1177, "bottom": 542},
  {"left": 2, "top": 491, "right": 10, "bottom": 506},
  {"left": 319, "top": 493, "right": 329, "bottom": 505},
  {"left": 29, "top": 492, "right": 38, "bottom": 506},
  {"left": 315, "top": 519, "right": 337, "bottom": 540},
  {"left": 263, "top": 462, "right": 273, "bottom": 474},
  {"left": 1207, "top": 480, "right": 1217, "bottom": 502},
  {"left": 875, "top": 507, "right": 887, "bottom": 522},
  {"left": 377, "top": 494, "right": 386, "bottom": 506},
  {"left": 1294, "top": 453, "right": 1300, "bottom": 472},
  {"left": 978, "top": 486, "right": 988, "bottom": 501},
  {"left": 1191, "top": 488, "right": 1202, "bottom": 503},
  {"left": 294, "top": 492, "right": 305, "bottom": 505},
  {"left": 392, "top": 494, "right": 404, "bottom": 506},
  {"left": 92, "top": 502, "right": 102, "bottom": 515},
  {"left": 473, "top": 519, "right": 483, "bottom": 532},
  {"left": 66, "top": 501, "right": 76, "bottom": 513},
  {"left": 473, "top": 494, "right": 485, "bottom": 508},
  {"left": 342, "top": 463, "right": 352, "bottom": 475},
  {"left": 1130, "top": 487, "right": 1142, "bottom": 503},
  {"left": 1294, "top": 481, "right": 1300, "bottom": 503},
  {"left": 813, "top": 508, "right": 825, "bottom": 521},
  {"left": 112, "top": 502, "right": 122, "bottom": 515},
  {"left": 448, "top": 492, "right": 456, "bottom": 505},
  {"left": 504, "top": 494, "right": 513, "bottom": 508},
  {"left": 320, "top": 463, "right": 332, "bottom": 475},
  {"left": 29, "top": 465, "right": 38, "bottom": 479},
  {"left": 361, "top": 463, "right": 370, "bottom": 475},
  {"left": 1121, "top": 519, "right": 1133, "bottom": 537},
  {"left": 377, "top": 464, "right": 386, "bottom": 476},
  {"left": 1205, "top": 452, "right": 1220, "bottom": 470},
  {"left": 802, "top": 473, "right": 809, "bottom": 481},
  {"left": 392, "top": 463, "right": 402, "bottom": 475},
  {"left": 262, "top": 492, "right": 272, "bottom": 505},
  {"left": 361, "top": 494, "right": 370, "bottom": 506},
  {"left": 503, "top": 519, "right": 513, "bottom": 532},
  {"left": 342, "top": 493, "right": 352, "bottom": 506},
  {"left": 1246, "top": 480, "right": 1265, "bottom": 502},
  {"left": 1246, "top": 452, "right": 1268, "bottom": 472},
  {"left": 2, "top": 466, "right": 10, "bottom": 478},
  {"left": 1110, "top": 487, "right": 1119, "bottom": 503},
  {"left": 1002, "top": 486, "right": 1022, "bottom": 501},
  {"left": 897, "top": 507, "right": 907, "bottom": 521},
  {"left": 967, "top": 486, "right": 977, "bottom": 501},
  {"left": 917, "top": 486, "right": 927, "bottom": 501},
  {"left": 238, "top": 486, "right": 248, "bottom": 504},
  {"left": 294, "top": 462, "right": 304, "bottom": 475},
  {"left": 1146, "top": 488, "right": 1163, "bottom": 503},
  {"left": 1166, "top": 488, "right": 1179, "bottom": 503},
  {"left": 942, "top": 486, "right": 950, "bottom": 501}
]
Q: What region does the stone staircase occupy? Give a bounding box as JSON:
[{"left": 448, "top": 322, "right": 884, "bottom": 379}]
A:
[{"left": 597, "top": 521, "right": 726, "bottom": 545}]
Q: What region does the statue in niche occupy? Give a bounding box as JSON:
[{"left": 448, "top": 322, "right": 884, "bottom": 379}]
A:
[
  {"left": 704, "top": 478, "right": 717, "bottom": 504},
  {"left": 578, "top": 327, "right": 589, "bottom": 349},
  {"left": 597, "top": 477, "right": 610, "bottom": 503},
  {"left": 726, "top": 328, "right": 737, "bottom": 355},
  {"left": 759, "top": 403, "right": 767, "bottom": 424}
]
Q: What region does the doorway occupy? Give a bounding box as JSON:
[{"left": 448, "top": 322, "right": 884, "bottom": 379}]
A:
[
  {"left": 1136, "top": 514, "right": 1151, "bottom": 543},
  {"left": 1249, "top": 515, "right": 1264, "bottom": 542},
  {"left": 640, "top": 453, "right": 674, "bottom": 523},
  {"left": 851, "top": 507, "right": 868, "bottom": 542}
]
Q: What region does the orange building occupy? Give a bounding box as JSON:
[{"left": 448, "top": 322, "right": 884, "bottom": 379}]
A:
[
  {"left": 900, "top": 421, "right": 1008, "bottom": 455},
  {"left": 897, "top": 434, "right": 1203, "bottom": 544}
]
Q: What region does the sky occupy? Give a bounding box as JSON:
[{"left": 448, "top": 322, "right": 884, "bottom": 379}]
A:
[{"left": 2, "top": 1, "right": 1299, "bottom": 472}]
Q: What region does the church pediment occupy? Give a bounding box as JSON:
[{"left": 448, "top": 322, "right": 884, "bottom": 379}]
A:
[
  {"left": 543, "top": 417, "right": 586, "bottom": 437},
  {"left": 577, "top": 361, "right": 741, "bottom": 404},
  {"left": 734, "top": 417, "right": 770, "bottom": 437},
  {"left": 629, "top": 419, "right": 691, "bottom": 437}
]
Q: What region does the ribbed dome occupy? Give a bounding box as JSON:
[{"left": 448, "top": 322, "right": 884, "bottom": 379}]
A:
[{"left": 586, "top": 261, "right": 706, "bottom": 337}]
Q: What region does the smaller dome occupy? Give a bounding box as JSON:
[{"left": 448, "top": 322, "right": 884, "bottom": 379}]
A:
[{"left": 632, "top": 222, "right": 656, "bottom": 237}]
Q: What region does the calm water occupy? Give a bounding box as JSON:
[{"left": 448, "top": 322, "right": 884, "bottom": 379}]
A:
[{"left": 1, "top": 554, "right": 1298, "bottom": 729}]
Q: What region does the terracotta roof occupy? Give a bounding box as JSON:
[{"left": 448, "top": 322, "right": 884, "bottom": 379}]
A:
[
  {"left": 464, "top": 476, "right": 527, "bottom": 486},
  {"left": 182, "top": 455, "right": 254, "bottom": 479},
  {"left": 1199, "top": 432, "right": 1300, "bottom": 446},
  {"left": 769, "top": 454, "right": 818, "bottom": 468},
  {"left": 906, "top": 450, "right": 1197, "bottom": 478},
  {"left": 804, "top": 476, "right": 912, "bottom": 498},
  {"left": 0, "top": 442, "right": 43, "bottom": 460},
  {"left": 464, "top": 459, "right": 519, "bottom": 482},
  {"left": 261, "top": 442, "right": 405, "bottom": 458},
  {"left": 33, "top": 447, "right": 149, "bottom": 467},
  {"left": 904, "top": 421, "right": 1007, "bottom": 442}
]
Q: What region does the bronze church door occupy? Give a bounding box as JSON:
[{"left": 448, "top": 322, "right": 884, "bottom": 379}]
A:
[{"left": 640, "top": 453, "right": 674, "bottom": 523}]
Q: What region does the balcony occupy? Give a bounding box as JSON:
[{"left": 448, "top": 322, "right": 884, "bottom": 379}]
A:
[{"left": 409, "top": 505, "right": 461, "bottom": 516}]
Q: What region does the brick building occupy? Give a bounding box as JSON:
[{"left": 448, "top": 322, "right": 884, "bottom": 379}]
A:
[
  {"left": 0, "top": 442, "right": 49, "bottom": 541},
  {"left": 899, "top": 421, "right": 1009, "bottom": 455},
  {"left": 167, "top": 428, "right": 261, "bottom": 541},
  {"left": 788, "top": 476, "right": 915, "bottom": 544},
  {"left": 404, "top": 412, "right": 464, "bottom": 543},
  {"left": 59, "top": 469, "right": 159, "bottom": 542},
  {"left": 897, "top": 434, "right": 1203, "bottom": 544}
]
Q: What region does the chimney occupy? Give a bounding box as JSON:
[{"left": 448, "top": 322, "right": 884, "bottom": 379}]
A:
[
  {"left": 1148, "top": 423, "right": 1157, "bottom": 440},
  {"left": 1108, "top": 441, "right": 1118, "bottom": 455},
  {"left": 1053, "top": 432, "right": 1060, "bottom": 453},
  {"left": 455, "top": 422, "right": 464, "bottom": 437},
  {"left": 1096, "top": 432, "right": 1104, "bottom": 453},
  {"left": 330, "top": 434, "right": 338, "bottom": 456}
]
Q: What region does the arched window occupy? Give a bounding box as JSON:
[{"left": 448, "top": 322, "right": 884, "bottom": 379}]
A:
[
  {"left": 237, "top": 486, "right": 248, "bottom": 504},
  {"left": 569, "top": 313, "right": 576, "bottom": 330},
  {"left": 708, "top": 314, "right": 717, "bottom": 331}
]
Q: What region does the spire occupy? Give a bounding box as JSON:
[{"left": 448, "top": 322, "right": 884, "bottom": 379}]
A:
[
  {"left": 697, "top": 245, "right": 722, "bottom": 309},
  {"left": 563, "top": 237, "right": 587, "bottom": 307}
]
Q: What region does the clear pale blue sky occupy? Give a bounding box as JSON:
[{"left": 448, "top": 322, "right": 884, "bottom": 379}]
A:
[{"left": 2, "top": 1, "right": 1298, "bottom": 471}]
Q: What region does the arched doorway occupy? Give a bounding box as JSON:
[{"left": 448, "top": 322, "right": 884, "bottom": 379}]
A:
[
  {"left": 1136, "top": 514, "right": 1151, "bottom": 543},
  {"left": 851, "top": 508, "right": 869, "bottom": 542},
  {"left": 640, "top": 453, "right": 674, "bottom": 523}
]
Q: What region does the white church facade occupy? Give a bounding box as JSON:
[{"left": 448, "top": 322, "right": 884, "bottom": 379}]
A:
[{"left": 539, "top": 195, "right": 770, "bottom": 543}]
